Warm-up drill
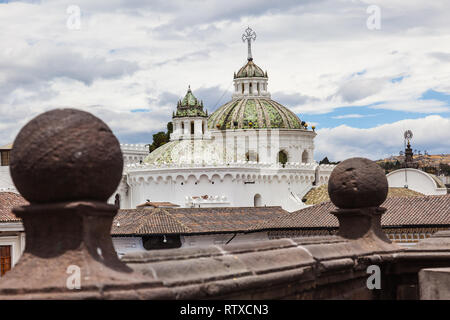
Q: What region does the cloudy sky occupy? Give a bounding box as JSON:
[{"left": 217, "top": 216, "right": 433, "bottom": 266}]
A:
[{"left": 1, "top": 0, "right": 449, "bottom": 161}]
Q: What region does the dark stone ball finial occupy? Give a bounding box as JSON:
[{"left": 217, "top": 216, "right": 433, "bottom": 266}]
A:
[
  {"left": 10, "top": 108, "right": 123, "bottom": 203},
  {"left": 328, "top": 157, "right": 388, "bottom": 209}
]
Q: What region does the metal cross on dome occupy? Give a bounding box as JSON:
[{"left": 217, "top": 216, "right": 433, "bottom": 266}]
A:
[{"left": 242, "top": 27, "right": 257, "bottom": 61}]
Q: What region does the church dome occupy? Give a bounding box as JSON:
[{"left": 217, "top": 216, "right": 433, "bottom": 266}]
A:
[
  {"left": 235, "top": 59, "right": 266, "bottom": 79},
  {"left": 208, "top": 98, "right": 304, "bottom": 130},
  {"left": 174, "top": 86, "right": 207, "bottom": 118},
  {"left": 143, "top": 139, "right": 231, "bottom": 165}
]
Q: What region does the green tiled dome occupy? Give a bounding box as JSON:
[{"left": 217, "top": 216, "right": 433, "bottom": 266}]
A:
[
  {"left": 174, "top": 87, "right": 207, "bottom": 118},
  {"left": 208, "top": 98, "right": 303, "bottom": 130},
  {"left": 235, "top": 60, "right": 266, "bottom": 78}
]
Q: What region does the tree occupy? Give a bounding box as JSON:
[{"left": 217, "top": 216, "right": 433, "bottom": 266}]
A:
[
  {"left": 148, "top": 121, "right": 173, "bottom": 152},
  {"left": 377, "top": 160, "right": 402, "bottom": 174},
  {"left": 439, "top": 162, "right": 450, "bottom": 176},
  {"left": 319, "top": 156, "right": 340, "bottom": 165},
  {"left": 319, "top": 157, "right": 330, "bottom": 164}
]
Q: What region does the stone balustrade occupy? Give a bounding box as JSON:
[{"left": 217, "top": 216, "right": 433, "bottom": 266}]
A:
[
  {"left": 0, "top": 108, "right": 449, "bottom": 300},
  {"left": 126, "top": 161, "right": 321, "bottom": 171},
  {"left": 120, "top": 143, "right": 149, "bottom": 152}
]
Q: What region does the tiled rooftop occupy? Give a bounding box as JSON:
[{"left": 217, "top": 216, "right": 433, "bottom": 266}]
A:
[
  {"left": 112, "top": 206, "right": 288, "bottom": 236},
  {"left": 302, "top": 184, "right": 424, "bottom": 205},
  {"left": 267, "top": 194, "right": 450, "bottom": 229},
  {"left": 0, "top": 192, "right": 27, "bottom": 222},
  {"left": 136, "top": 201, "right": 180, "bottom": 208}
]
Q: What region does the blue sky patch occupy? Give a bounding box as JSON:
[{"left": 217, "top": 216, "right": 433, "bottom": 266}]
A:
[
  {"left": 420, "top": 89, "right": 450, "bottom": 104},
  {"left": 302, "top": 106, "right": 437, "bottom": 129}
]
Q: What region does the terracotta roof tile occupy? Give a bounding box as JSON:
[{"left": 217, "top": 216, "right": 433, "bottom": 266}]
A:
[
  {"left": 302, "top": 185, "right": 424, "bottom": 205},
  {"left": 136, "top": 201, "right": 180, "bottom": 208},
  {"left": 0, "top": 192, "right": 28, "bottom": 222},
  {"left": 112, "top": 206, "right": 288, "bottom": 236},
  {"left": 264, "top": 194, "right": 450, "bottom": 229}
]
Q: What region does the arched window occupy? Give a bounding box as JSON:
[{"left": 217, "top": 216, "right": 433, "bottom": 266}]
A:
[
  {"left": 278, "top": 150, "right": 288, "bottom": 166},
  {"left": 302, "top": 150, "right": 309, "bottom": 163},
  {"left": 257, "top": 82, "right": 260, "bottom": 95},
  {"left": 190, "top": 121, "right": 194, "bottom": 135},
  {"left": 249, "top": 82, "right": 253, "bottom": 94},
  {"left": 242, "top": 83, "right": 244, "bottom": 94},
  {"left": 254, "top": 194, "right": 262, "bottom": 207},
  {"left": 114, "top": 194, "right": 120, "bottom": 208}
]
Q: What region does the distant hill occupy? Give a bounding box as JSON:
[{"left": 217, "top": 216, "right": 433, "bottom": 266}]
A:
[{"left": 376, "top": 154, "right": 450, "bottom": 175}]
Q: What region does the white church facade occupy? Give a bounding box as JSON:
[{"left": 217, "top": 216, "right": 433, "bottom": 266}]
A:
[{"left": 113, "top": 28, "right": 335, "bottom": 212}]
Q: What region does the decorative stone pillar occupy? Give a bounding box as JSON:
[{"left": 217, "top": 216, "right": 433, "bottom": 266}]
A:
[
  {"left": 328, "top": 157, "right": 399, "bottom": 250},
  {"left": 0, "top": 109, "right": 172, "bottom": 299},
  {"left": 183, "top": 120, "right": 190, "bottom": 136},
  {"left": 194, "top": 119, "right": 202, "bottom": 138}
]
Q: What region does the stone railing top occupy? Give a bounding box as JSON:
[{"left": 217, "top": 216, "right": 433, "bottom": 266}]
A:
[
  {"left": 0, "top": 109, "right": 171, "bottom": 299},
  {"left": 2, "top": 107, "right": 448, "bottom": 300},
  {"left": 122, "top": 235, "right": 402, "bottom": 299}
]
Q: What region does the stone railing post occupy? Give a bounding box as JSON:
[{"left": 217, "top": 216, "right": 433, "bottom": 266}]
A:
[
  {"left": 0, "top": 109, "right": 171, "bottom": 299},
  {"left": 328, "top": 157, "right": 399, "bottom": 248}
]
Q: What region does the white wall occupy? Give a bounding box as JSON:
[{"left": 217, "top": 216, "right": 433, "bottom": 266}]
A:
[
  {"left": 0, "top": 224, "right": 25, "bottom": 270},
  {"left": 119, "top": 163, "right": 319, "bottom": 212},
  {"left": 114, "top": 127, "right": 334, "bottom": 212},
  {"left": 0, "top": 166, "right": 16, "bottom": 192},
  {"left": 181, "top": 232, "right": 268, "bottom": 247},
  {"left": 210, "top": 129, "right": 316, "bottom": 164},
  {"left": 387, "top": 168, "right": 447, "bottom": 195},
  {"left": 112, "top": 237, "right": 145, "bottom": 257},
  {"left": 120, "top": 144, "right": 148, "bottom": 165},
  {"left": 112, "top": 232, "right": 269, "bottom": 256}
]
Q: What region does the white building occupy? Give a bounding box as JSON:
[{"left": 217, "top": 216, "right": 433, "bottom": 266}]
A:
[
  {"left": 387, "top": 168, "right": 447, "bottom": 196},
  {"left": 113, "top": 31, "right": 335, "bottom": 212},
  {"left": 0, "top": 192, "right": 26, "bottom": 277},
  {"left": 0, "top": 142, "right": 148, "bottom": 193},
  {"left": 120, "top": 144, "right": 149, "bottom": 165}
]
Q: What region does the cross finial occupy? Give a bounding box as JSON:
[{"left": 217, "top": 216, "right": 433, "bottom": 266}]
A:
[{"left": 242, "top": 26, "right": 256, "bottom": 61}]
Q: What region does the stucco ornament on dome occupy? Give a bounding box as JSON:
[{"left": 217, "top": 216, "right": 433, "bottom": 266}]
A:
[{"left": 143, "top": 139, "right": 233, "bottom": 165}]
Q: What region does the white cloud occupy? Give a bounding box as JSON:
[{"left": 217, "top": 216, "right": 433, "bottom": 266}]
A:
[
  {"left": 314, "top": 115, "right": 450, "bottom": 161},
  {"left": 332, "top": 114, "right": 370, "bottom": 119},
  {"left": 0, "top": 0, "right": 449, "bottom": 156}
]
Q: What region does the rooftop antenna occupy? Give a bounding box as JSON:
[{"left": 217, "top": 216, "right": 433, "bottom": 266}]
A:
[
  {"left": 404, "top": 129, "right": 413, "bottom": 146},
  {"left": 403, "top": 130, "right": 413, "bottom": 188}
]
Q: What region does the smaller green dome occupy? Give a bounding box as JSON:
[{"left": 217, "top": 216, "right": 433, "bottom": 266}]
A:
[
  {"left": 174, "top": 87, "right": 207, "bottom": 118},
  {"left": 235, "top": 60, "right": 266, "bottom": 79}
]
